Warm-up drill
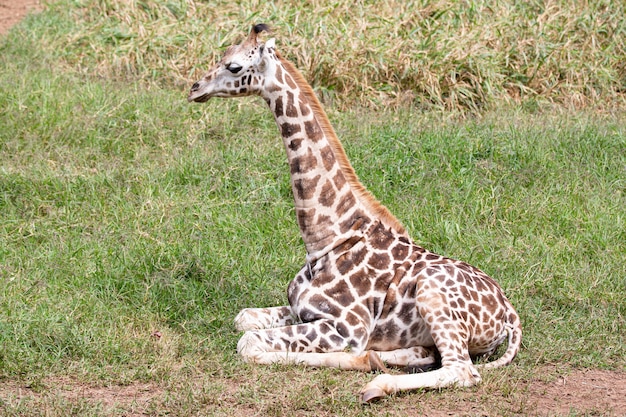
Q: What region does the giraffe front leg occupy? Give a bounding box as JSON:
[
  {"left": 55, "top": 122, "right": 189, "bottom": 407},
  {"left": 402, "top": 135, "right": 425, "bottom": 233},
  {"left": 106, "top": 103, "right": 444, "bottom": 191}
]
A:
[
  {"left": 234, "top": 306, "right": 298, "bottom": 331},
  {"left": 236, "top": 320, "right": 386, "bottom": 372},
  {"left": 360, "top": 362, "right": 481, "bottom": 403}
]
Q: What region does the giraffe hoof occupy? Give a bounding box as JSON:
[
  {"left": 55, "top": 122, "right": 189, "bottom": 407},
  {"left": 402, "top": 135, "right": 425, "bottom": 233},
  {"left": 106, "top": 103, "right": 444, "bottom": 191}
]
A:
[
  {"left": 360, "top": 374, "right": 395, "bottom": 403},
  {"left": 359, "top": 386, "right": 387, "bottom": 403}
]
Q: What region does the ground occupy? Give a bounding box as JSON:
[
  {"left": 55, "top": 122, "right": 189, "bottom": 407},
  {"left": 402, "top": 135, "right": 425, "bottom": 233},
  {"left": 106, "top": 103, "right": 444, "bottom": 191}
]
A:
[
  {"left": 0, "top": 0, "right": 40, "bottom": 35},
  {"left": 1, "top": 365, "right": 626, "bottom": 416},
  {"left": 1, "top": 2, "right": 625, "bottom": 416}
]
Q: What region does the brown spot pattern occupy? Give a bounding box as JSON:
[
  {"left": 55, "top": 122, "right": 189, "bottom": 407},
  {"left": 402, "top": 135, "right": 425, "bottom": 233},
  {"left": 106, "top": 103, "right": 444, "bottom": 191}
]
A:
[
  {"left": 293, "top": 175, "right": 320, "bottom": 200},
  {"left": 291, "top": 148, "right": 318, "bottom": 174},
  {"left": 281, "top": 122, "right": 301, "bottom": 137},
  {"left": 319, "top": 145, "right": 336, "bottom": 172},
  {"left": 304, "top": 120, "right": 323, "bottom": 141},
  {"left": 286, "top": 91, "right": 298, "bottom": 117},
  {"left": 319, "top": 180, "right": 336, "bottom": 207}
]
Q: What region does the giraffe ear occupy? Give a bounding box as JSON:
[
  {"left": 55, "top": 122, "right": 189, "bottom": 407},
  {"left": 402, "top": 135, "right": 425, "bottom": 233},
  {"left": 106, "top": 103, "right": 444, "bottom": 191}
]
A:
[{"left": 256, "top": 38, "right": 275, "bottom": 73}]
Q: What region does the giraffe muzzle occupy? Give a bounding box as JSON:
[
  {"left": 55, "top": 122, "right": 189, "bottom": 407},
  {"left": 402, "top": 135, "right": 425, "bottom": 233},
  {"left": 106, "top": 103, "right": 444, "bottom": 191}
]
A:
[
  {"left": 187, "top": 81, "right": 211, "bottom": 103},
  {"left": 188, "top": 92, "right": 210, "bottom": 103}
]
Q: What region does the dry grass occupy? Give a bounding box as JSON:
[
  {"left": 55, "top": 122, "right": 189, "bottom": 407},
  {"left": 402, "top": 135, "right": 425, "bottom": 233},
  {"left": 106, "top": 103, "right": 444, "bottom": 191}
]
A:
[{"left": 43, "top": 0, "right": 626, "bottom": 111}]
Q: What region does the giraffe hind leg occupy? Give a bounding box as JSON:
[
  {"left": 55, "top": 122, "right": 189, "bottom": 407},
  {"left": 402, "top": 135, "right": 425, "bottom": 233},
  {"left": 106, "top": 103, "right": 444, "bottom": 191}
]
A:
[
  {"left": 239, "top": 341, "right": 386, "bottom": 372},
  {"left": 234, "top": 306, "right": 298, "bottom": 331},
  {"left": 236, "top": 320, "right": 387, "bottom": 371}
]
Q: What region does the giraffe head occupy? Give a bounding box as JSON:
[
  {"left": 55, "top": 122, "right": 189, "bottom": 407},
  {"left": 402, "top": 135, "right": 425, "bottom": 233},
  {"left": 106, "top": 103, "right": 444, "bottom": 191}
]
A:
[{"left": 188, "top": 24, "right": 276, "bottom": 103}]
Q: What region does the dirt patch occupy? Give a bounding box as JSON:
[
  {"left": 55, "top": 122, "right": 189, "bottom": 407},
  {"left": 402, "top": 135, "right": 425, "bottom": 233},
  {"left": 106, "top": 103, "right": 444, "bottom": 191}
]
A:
[
  {"left": 55, "top": 379, "right": 160, "bottom": 413},
  {"left": 409, "top": 366, "right": 626, "bottom": 417},
  {"left": 526, "top": 368, "right": 626, "bottom": 416},
  {"left": 0, "top": 0, "right": 41, "bottom": 36},
  {"left": 1, "top": 366, "right": 625, "bottom": 416},
  {"left": 0, "top": 378, "right": 164, "bottom": 417}
]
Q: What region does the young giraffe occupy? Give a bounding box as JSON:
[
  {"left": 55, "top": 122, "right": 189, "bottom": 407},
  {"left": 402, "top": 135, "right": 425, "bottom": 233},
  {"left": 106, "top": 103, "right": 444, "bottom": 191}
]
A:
[{"left": 188, "top": 24, "right": 521, "bottom": 402}]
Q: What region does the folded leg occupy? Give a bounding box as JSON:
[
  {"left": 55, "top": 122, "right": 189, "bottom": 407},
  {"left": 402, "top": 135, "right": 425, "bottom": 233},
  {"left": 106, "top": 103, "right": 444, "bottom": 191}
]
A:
[
  {"left": 236, "top": 319, "right": 386, "bottom": 371},
  {"left": 234, "top": 306, "right": 298, "bottom": 331},
  {"left": 374, "top": 346, "right": 437, "bottom": 369}
]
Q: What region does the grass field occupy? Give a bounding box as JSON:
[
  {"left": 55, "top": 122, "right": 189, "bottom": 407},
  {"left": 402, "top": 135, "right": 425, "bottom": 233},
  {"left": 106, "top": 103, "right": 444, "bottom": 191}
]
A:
[{"left": 1, "top": 1, "right": 625, "bottom": 416}]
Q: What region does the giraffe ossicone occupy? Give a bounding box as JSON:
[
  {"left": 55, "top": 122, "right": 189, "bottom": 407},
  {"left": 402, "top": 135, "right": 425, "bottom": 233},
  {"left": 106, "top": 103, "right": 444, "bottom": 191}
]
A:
[{"left": 188, "top": 24, "right": 522, "bottom": 402}]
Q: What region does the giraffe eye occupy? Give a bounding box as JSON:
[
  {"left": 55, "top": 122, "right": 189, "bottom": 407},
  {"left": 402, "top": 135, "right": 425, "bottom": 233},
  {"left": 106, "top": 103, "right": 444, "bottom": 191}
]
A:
[{"left": 226, "top": 63, "right": 243, "bottom": 74}]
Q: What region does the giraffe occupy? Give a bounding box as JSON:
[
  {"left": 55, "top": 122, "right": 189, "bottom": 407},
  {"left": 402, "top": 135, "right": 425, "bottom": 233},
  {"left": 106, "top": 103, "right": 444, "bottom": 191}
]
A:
[{"left": 188, "top": 24, "right": 522, "bottom": 402}]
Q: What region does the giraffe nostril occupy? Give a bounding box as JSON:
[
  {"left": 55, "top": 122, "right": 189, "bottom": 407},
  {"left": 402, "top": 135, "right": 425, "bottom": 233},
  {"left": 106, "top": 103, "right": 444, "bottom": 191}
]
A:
[{"left": 191, "top": 82, "right": 200, "bottom": 91}]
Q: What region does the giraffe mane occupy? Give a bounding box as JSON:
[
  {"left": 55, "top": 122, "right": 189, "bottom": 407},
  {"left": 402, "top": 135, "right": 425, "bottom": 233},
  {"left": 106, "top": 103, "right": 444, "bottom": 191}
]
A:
[{"left": 275, "top": 52, "right": 407, "bottom": 236}]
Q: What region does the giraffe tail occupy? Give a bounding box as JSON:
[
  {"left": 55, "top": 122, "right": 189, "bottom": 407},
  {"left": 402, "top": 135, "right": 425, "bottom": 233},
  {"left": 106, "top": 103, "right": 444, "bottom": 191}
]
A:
[{"left": 477, "top": 318, "right": 522, "bottom": 370}]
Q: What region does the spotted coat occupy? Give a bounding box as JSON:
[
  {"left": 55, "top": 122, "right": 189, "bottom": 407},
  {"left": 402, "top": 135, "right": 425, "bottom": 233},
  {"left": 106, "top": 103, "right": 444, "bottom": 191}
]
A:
[{"left": 188, "top": 24, "right": 522, "bottom": 402}]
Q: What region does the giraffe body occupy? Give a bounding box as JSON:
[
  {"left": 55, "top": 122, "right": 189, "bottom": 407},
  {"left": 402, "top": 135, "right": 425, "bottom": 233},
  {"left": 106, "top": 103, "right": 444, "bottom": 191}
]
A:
[{"left": 188, "top": 24, "right": 521, "bottom": 402}]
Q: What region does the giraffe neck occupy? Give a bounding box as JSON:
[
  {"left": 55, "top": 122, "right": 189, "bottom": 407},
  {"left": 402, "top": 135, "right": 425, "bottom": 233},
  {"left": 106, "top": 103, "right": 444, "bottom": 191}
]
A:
[{"left": 261, "top": 55, "right": 407, "bottom": 258}]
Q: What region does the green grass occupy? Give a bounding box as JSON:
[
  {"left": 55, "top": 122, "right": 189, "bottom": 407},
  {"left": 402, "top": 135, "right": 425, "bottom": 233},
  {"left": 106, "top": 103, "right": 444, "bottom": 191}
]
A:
[{"left": 1, "top": 1, "right": 625, "bottom": 416}]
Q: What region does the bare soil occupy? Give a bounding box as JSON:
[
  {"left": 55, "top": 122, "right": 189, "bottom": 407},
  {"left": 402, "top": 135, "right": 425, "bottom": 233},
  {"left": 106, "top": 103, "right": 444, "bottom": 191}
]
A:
[
  {"left": 527, "top": 368, "right": 626, "bottom": 416},
  {"left": 0, "top": 0, "right": 41, "bottom": 35}
]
